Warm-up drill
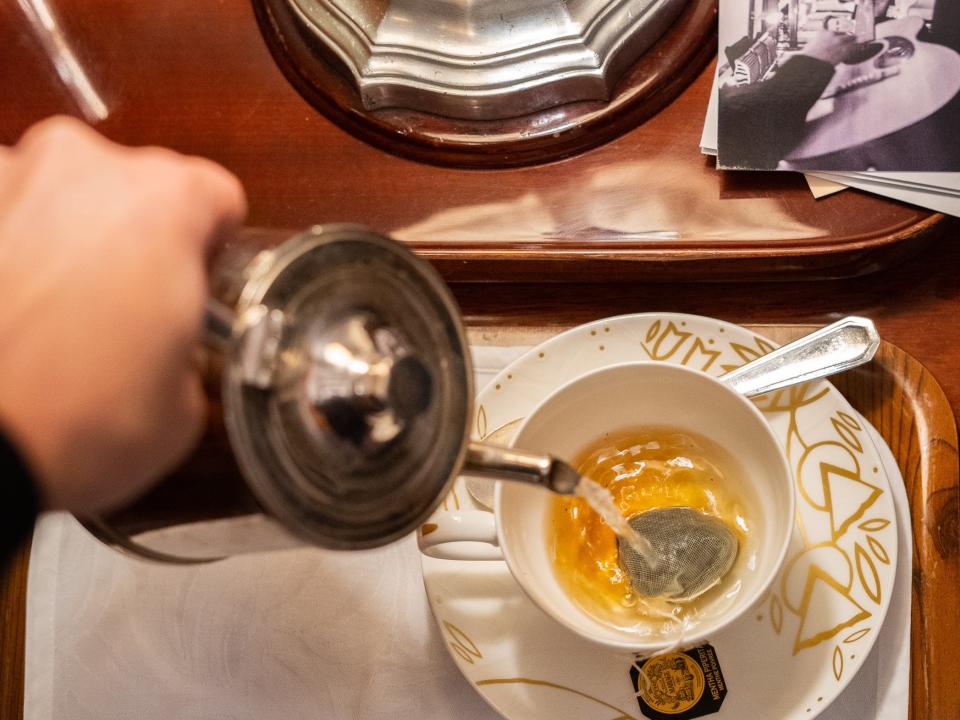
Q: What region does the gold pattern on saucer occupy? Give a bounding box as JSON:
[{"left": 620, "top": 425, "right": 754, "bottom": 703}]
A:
[
  {"left": 476, "top": 678, "right": 639, "bottom": 720},
  {"left": 420, "top": 523, "right": 438, "bottom": 536},
  {"left": 483, "top": 418, "right": 524, "bottom": 445},
  {"left": 719, "top": 338, "right": 778, "bottom": 374},
  {"left": 823, "top": 468, "right": 882, "bottom": 542},
  {"left": 679, "top": 337, "right": 722, "bottom": 371},
  {"left": 792, "top": 565, "right": 870, "bottom": 654},
  {"left": 443, "top": 621, "right": 482, "bottom": 664},
  {"left": 753, "top": 384, "right": 830, "bottom": 457},
  {"left": 866, "top": 535, "right": 890, "bottom": 564},
  {"left": 782, "top": 543, "right": 854, "bottom": 614},
  {"left": 770, "top": 594, "right": 784, "bottom": 635},
  {"left": 832, "top": 412, "right": 864, "bottom": 453},
  {"left": 833, "top": 646, "right": 844, "bottom": 681},
  {"left": 843, "top": 628, "right": 871, "bottom": 644},
  {"left": 858, "top": 518, "right": 891, "bottom": 532},
  {"left": 641, "top": 320, "right": 692, "bottom": 361},
  {"left": 475, "top": 405, "right": 524, "bottom": 446},
  {"left": 854, "top": 543, "right": 882, "bottom": 604},
  {"left": 796, "top": 444, "right": 857, "bottom": 513},
  {"left": 794, "top": 440, "right": 882, "bottom": 542}
]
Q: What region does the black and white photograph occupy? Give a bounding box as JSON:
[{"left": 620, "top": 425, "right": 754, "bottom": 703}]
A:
[{"left": 718, "top": 0, "right": 960, "bottom": 170}]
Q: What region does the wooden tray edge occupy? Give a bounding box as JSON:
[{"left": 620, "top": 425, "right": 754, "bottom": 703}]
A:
[
  {"left": 419, "top": 212, "right": 944, "bottom": 282},
  {"left": 0, "top": 540, "right": 29, "bottom": 720},
  {"left": 829, "top": 342, "right": 960, "bottom": 720}
]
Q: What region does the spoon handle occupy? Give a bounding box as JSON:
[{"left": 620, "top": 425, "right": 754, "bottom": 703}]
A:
[{"left": 720, "top": 316, "right": 880, "bottom": 397}]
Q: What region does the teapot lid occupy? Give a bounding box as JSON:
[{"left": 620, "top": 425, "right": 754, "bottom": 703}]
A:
[{"left": 222, "top": 225, "right": 471, "bottom": 549}]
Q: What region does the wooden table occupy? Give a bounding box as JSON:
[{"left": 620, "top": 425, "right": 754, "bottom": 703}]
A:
[{"left": 1, "top": 0, "right": 958, "bottom": 716}]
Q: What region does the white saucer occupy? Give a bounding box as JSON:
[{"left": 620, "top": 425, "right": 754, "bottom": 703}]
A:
[{"left": 421, "top": 313, "right": 899, "bottom": 720}]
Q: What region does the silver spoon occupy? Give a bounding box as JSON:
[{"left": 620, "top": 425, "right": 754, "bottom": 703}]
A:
[{"left": 465, "top": 316, "right": 879, "bottom": 509}]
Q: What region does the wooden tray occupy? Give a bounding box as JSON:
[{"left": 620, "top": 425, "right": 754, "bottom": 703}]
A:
[
  {"left": 1, "top": 327, "right": 956, "bottom": 719},
  {"left": 0, "top": 1, "right": 944, "bottom": 281}
]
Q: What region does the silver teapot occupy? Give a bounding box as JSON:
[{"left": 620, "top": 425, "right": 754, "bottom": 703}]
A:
[{"left": 83, "top": 225, "right": 578, "bottom": 562}]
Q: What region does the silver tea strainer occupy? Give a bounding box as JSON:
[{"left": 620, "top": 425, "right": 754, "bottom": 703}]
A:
[{"left": 618, "top": 507, "right": 739, "bottom": 602}]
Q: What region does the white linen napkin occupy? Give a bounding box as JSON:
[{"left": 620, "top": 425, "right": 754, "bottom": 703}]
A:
[{"left": 23, "top": 345, "right": 911, "bottom": 720}]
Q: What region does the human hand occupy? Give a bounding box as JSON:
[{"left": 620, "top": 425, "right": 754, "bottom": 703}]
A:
[
  {"left": 0, "top": 117, "right": 246, "bottom": 513},
  {"left": 803, "top": 30, "right": 857, "bottom": 65}
]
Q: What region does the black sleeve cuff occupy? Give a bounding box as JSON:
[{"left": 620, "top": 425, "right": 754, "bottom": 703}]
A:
[
  {"left": 718, "top": 54, "right": 835, "bottom": 169},
  {"left": 772, "top": 55, "right": 837, "bottom": 107},
  {"left": 1, "top": 429, "right": 39, "bottom": 570}
]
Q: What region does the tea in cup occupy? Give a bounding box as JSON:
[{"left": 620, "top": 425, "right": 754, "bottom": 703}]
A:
[{"left": 419, "top": 362, "right": 794, "bottom": 653}]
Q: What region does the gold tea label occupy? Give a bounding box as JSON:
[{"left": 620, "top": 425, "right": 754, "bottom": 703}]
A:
[{"left": 630, "top": 644, "right": 727, "bottom": 719}]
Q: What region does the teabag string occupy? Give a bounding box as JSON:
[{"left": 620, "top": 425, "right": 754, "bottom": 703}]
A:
[{"left": 617, "top": 507, "right": 739, "bottom": 602}]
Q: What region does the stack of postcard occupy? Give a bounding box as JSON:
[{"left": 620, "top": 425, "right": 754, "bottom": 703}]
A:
[{"left": 702, "top": 0, "right": 960, "bottom": 216}]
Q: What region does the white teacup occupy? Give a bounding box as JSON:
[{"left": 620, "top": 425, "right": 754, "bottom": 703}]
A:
[{"left": 418, "top": 362, "right": 795, "bottom": 654}]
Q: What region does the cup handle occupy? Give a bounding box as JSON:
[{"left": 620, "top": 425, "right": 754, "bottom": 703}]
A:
[{"left": 417, "top": 511, "right": 502, "bottom": 561}]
